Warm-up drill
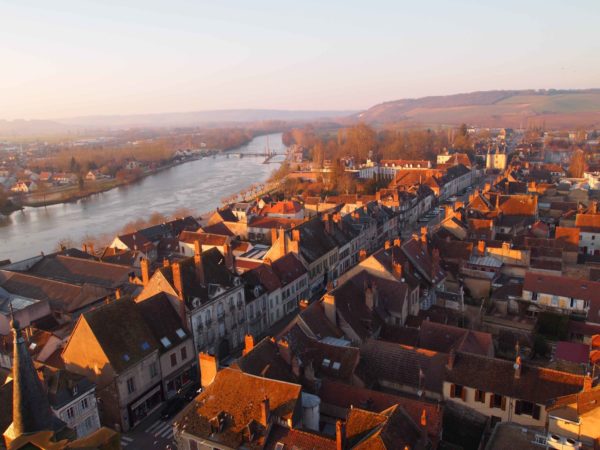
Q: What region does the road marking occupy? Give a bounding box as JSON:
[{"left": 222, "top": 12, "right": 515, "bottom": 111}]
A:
[
  {"left": 120, "top": 436, "right": 133, "bottom": 447},
  {"left": 145, "top": 420, "right": 163, "bottom": 433}
]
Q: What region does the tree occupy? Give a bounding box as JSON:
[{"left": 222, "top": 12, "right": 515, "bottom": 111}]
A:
[{"left": 568, "top": 148, "right": 586, "bottom": 178}]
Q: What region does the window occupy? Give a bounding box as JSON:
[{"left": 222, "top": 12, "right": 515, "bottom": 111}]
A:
[
  {"left": 515, "top": 400, "right": 541, "bottom": 419},
  {"left": 66, "top": 407, "right": 75, "bottom": 419},
  {"left": 176, "top": 328, "right": 186, "bottom": 339},
  {"left": 450, "top": 384, "right": 466, "bottom": 401},
  {"left": 160, "top": 337, "right": 172, "bottom": 348},
  {"left": 189, "top": 440, "right": 198, "bottom": 450},
  {"left": 126, "top": 377, "right": 135, "bottom": 394},
  {"left": 81, "top": 397, "right": 89, "bottom": 410},
  {"left": 150, "top": 362, "right": 158, "bottom": 378},
  {"left": 475, "top": 390, "right": 486, "bottom": 403},
  {"left": 181, "top": 346, "right": 187, "bottom": 361},
  {"left": 170, "top": 353, "right": 177, "bottom": 367},
  {"left": 490, "top": 393, "right": 505, "bottom": 410},
  {"left": 141, "top": 341, "right": 150, "bottom": 351}
]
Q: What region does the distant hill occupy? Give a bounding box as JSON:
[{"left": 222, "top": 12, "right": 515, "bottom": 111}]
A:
[
  {"left": 56, "top": 109, "right": 356, "bottom": 129},
  {"left": 0, "top": 109, "right": 356, "bottom": 137},
  {"left": 356, "top": 89, "right": 600, "bottom": 129}
]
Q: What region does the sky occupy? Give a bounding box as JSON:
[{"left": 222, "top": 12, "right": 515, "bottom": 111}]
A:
[{"left": 1, "top": 0, "right": 599, "bottom": 120}]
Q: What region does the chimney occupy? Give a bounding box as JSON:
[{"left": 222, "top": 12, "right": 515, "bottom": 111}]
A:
[
  {"left": 243, "top": 334, "right": 255, "bottom": 355},
  {"left": 292, "top": 229, "right": 301, "bottom": 242},
  {"left": 591, "top": 201, "right": 598, "bottom": 214},
  {"left": 224, "top": 243, "right": 234, "bottom": 271},
  {"left": 141, "top": 258, "right": 150, "bottom": 286},
  {"left": 384, "top": 240, "right": 391, "bottom": 250},
  {"left": 260, "top": 396, "right": 270, "bottom": 427},
  {"left": 115, "top": 288, "right": 121, "bottom": 300},
  {"left": 323, "top": 214, "right": 331, "bottom": 234},
  {"left": 299, "top": 299, "right": 309, "bottom": 310},
  {"left": 477, "top": 240, "right": 486, "bottom": 256},
  {"left": 163, "top": 258, "right": 170, "bottom": 268},
  {"left": 365, "top": 281, "right": 378, "bottom": 311},
  {"left": 277, "top": 338, "right": 292, "bottom": 365},
  {"left": 199, "top": 352, "right": 218, "bottom": 389},
  {"left": 323, "top": 293, "right": 337, "bottom": 325},
  {"left": 447, "top": 349, "right": 456, "bottom": 370},
  {"left": 393, "top": 261, "right": 402, "bottom": 278},
  {"left": 583, "top": 374, "right": 593, "bottom": 391},
  {"left": 359, "top": 249, "right": 367, "bottom": 262},
  {"left": 514, "top": 355, "right": 522, "bottom": 379},
  {"left": 172, "top": 262, "right": 184, "bottom": 300},
  {"left": 271, "top": 227, "right": 278, "bottom": 244},
  {"left": 393, "top": 238, "right": 402, "bottom": 248},
  {"left": 420, "top": 226, "right": 428, "bottom": 245},
  {"left": 194, "top": 240, "right": 205, "bottom": 285},
  {"left": 336, "top": 420, "right": 346, "bottom": 450},
  {"left": 82, "top": 244, "right": 87, "bottom": 253}
]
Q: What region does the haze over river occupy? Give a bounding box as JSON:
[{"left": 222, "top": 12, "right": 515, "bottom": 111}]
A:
[{"left": 0, "top": 133, "right": 285, "bottom": 262}]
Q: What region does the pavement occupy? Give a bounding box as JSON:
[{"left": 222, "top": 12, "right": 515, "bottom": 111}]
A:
[{"left": 119, "top": 407, "right": 178, "bottom": 450}]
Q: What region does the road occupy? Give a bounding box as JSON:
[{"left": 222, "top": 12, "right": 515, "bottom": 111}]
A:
[{"left": 120, "top": 408, "right": 177, "bottom": 450}]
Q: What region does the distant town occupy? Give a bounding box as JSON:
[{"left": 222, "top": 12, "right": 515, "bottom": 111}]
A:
[{"left": 2, "top": 122, "right": 600, "bottom": 450}]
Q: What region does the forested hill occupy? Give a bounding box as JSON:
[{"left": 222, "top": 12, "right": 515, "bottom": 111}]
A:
[{"left": 356, "top": 89, "right": 600, "bottom": 128}]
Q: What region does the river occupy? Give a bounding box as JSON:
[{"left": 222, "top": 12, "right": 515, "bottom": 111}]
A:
[{"left": 0, "top": 133, "right": 286, "bottom": 262}]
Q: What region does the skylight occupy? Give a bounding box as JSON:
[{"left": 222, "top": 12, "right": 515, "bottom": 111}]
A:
[
  {"left": 123, "top": 354, "right": 130, "bottom": 362},
  {"left": 332, "top": 361, "right": 341, "bottom": 370},
  {"left": 175, "top": 328, "right": 186, "bottom": 339},
  {"left": 161, "top": 337, "right": 172, "bottom": 348},
  {"left": 322, "top": 358, "right": 331, "bottom": 367},
  {"left": 141, "top": 341, "right": 150, "bottom": 351}
]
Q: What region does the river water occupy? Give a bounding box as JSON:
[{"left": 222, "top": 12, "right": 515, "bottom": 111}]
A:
[{"left": 0, "top": 133, "right": 285, "bottom": 262}]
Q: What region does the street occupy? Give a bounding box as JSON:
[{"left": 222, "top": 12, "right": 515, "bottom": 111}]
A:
[{"left": 120, "top": 409, "right": 177, "bottom": 450}]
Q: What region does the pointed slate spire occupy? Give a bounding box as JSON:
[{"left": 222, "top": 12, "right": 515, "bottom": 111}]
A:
[{"left": 9, "top": 301, "right": 56, "bottom": 436}]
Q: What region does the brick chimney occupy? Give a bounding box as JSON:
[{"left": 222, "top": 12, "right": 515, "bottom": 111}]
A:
[
  {"left": 477, "top": 240, "right": 486, "bottom": 256},
  {"left": 359, "top": 249, "right": 367, "bottom": 262},
  {"left": 336, "top": 420, "right": 346, "bottom": 450},
  {"left": 277, "top": 338, "right": 292, "bottom": 365},
  {"left": 115, "top": 288, "right": 121, "bottom": 300},
  {"left": 199, "top": 352, "right": 218, "bottom": 389},
  {"left": 194, "top": 240, "right": 205, "bottom": 285},
  {"left": 323, "top": 293, "right": 337, "bottom": 325},
  {"left": 223, "top": 243, "right": 234, "bottom": 271},
  {"left": 82, "top": 244, "right": 87, "bottom": 253},
  {"left": 260, "top": 396, "right": 270, "bottom": 427},
  {"left": 514, "top": 355, "right": 522, "bottom": 379},
  {"left": 171, "top": 262, "right": 184, "bottom": 300},
  {"left": 243, "top": 334, "right": 255, "bottom": 355},
  {"left": 163, "top": 258, "right": 170, "bottom": 268},
  {"left": 384, "top": 240, "right": 391, "bottom": 250},
  {"left": 420, "top": 227, "right": 428, "bottom": 248},
  {"left": 141, "top": 258, "right": 150, "bottom": 286},
  {"left": 298, "top": 299, "right": 309, "bottom": 310},
  {"left": 323, "top": 214, "right": 332, "bottom": 234},
  {"left": 591, "top": 201, "right": 598, "bottom": 214},
  {"left": 583, "top": 374, "right": 593, "bottom": 391},
  {"left": 394, "top": 238, "right": 402, "bottom": 248}
]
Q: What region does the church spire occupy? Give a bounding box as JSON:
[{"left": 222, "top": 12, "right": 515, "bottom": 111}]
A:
[{"left": 7, "top": 301, "right": 56, "bottom": 437}]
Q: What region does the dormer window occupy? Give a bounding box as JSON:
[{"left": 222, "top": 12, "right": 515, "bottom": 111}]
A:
[
  {"left": 161, "top": 337, "right": 172, "bottom": 348},
  {"left": 122, "top": 354, "right": 130, "bottom": 362},
  {"left": 141, "top": 341, "right": 150, "bottom": 351},
  {"left": 176, "top": 328, "right": 186, "bottom": 339}
]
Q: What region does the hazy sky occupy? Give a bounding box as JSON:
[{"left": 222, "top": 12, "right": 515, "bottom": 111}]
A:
[{"left": 1, "top": 0, "right": 599, "bottom": 120}]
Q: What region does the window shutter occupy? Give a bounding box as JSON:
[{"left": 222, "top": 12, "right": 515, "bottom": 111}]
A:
[
  {"left": 461, "top": 387, "right": 467, "bottom": 401},
  {"left": 450, "top": 384, "right": 456, "bottom": 398},
  {"left": 533, "top": 405, "right": 541, "bottom": 420},
  {"left": 501, "top": 396, "right": 506, "bottom": 411},
  {"left": 489, "top": 394, "right": 494, "bottom": 408}
]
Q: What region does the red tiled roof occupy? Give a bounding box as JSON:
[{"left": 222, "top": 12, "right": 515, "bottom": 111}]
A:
[
  {"left": 179, "top": 231, "right": 230, "bottom": 246},
  {"left": 319, "top": 379, "right": 442, "bottom": 444},
  {"left": 575, "top": 213, "right": 600, "bottom": 232},
  {"left": 260, "top": 201, "right": 303, "bottom": 215},
  {"left": 555, "top": 341, "right": 590, "bottom": 365}
]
